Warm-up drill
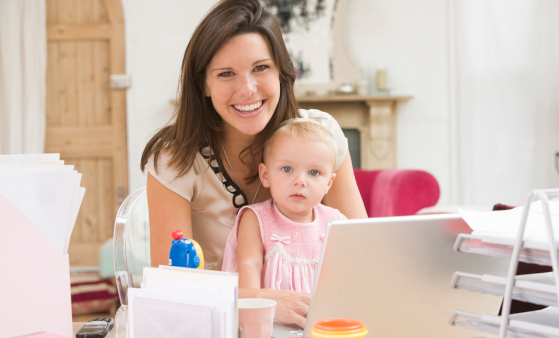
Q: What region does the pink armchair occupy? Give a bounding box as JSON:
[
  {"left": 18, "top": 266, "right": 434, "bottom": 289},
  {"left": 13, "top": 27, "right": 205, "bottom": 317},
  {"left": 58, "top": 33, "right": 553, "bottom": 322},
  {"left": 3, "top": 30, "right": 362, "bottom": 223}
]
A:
[{"left": 353, "top": 169, "right": 440, "bottom": 217}]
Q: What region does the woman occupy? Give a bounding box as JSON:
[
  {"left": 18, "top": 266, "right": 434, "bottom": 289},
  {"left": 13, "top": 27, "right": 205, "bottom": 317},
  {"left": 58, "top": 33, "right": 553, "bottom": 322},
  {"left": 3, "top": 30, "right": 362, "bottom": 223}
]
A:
[{"left": 141, "top": 0, "right": 366, "bottom": 327}]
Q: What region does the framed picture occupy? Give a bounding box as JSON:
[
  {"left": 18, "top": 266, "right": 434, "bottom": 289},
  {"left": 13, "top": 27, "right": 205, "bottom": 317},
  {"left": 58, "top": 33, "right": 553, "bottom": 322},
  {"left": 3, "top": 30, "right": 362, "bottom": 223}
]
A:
[{"left": 264, "top": 0, "right": 337, "bottom": 84}]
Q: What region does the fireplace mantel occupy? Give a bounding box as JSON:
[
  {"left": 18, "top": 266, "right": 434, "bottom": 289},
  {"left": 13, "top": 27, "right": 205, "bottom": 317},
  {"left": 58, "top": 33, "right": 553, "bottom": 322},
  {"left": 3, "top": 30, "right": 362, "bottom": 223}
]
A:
[{"left": 296, "top": 94, "right": 413, "bottom": 170}]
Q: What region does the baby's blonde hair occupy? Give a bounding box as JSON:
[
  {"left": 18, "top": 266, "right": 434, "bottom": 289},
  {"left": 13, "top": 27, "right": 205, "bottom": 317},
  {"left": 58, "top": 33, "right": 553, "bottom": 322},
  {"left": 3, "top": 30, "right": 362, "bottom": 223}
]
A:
[{"left": 263, "top": 118, "right": 338, "bottom": 169}]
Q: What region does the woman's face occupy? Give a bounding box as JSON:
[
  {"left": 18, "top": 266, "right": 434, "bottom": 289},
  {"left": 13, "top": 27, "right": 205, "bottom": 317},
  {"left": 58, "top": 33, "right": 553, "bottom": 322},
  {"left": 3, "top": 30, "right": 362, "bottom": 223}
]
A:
[{"left": 205, "top": 33, "right": 281, "bottom": 137}]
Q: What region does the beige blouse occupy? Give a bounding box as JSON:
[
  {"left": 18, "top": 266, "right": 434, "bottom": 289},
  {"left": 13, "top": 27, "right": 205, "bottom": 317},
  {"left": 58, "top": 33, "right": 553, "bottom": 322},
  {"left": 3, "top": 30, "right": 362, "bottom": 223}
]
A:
[{"left": 145, "top": 109, "right": 348, "bottom": 270}]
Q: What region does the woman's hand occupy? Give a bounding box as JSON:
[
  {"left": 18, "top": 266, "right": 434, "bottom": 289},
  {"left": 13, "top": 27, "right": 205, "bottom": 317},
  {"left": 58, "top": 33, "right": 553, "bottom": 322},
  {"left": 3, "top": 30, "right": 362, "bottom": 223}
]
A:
[
  {"left": 272, "top": 289, "right": 311, "bottom": 328},
  {"left": 239, "top": 288, "right": 311, "bottom": 328}
]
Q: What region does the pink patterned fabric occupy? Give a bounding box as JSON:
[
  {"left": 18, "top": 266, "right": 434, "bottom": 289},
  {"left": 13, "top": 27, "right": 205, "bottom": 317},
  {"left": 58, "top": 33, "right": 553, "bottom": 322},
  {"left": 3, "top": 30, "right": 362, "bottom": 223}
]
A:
[
  {"left": 70, "top": 272, "right": 118, "bottom": 315},
  {"left": 222, "top": 199, "right": 342, "bottom": 293}
]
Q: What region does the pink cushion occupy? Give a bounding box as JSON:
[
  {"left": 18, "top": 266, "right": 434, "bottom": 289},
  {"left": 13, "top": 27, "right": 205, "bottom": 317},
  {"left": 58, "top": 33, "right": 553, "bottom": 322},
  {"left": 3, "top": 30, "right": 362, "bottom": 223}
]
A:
[
  {"left": 354, "top": 169, "right": 440, "bottom": 217},
  {"left": 353, "top": 169, "right": 381, "bottom": 216}
]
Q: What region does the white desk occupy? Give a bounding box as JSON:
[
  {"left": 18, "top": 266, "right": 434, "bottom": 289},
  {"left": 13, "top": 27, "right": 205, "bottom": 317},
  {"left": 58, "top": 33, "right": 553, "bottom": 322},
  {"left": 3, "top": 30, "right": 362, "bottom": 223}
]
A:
[{"left": 73, "top": 321, "right": 304, "bottom": 338}]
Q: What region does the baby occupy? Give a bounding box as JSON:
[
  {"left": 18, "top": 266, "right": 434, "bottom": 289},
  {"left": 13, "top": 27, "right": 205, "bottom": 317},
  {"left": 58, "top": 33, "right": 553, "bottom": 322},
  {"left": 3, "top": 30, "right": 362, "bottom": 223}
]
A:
[{"left": 222, "top": 118, "right": 346, "bottom": 293}]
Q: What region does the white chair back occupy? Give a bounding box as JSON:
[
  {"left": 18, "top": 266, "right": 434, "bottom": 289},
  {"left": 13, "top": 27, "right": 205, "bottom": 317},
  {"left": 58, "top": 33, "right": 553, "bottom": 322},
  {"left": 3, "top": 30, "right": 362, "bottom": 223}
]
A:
[{"left": 113, "top": 187, "right": 151, "bottom": 307}]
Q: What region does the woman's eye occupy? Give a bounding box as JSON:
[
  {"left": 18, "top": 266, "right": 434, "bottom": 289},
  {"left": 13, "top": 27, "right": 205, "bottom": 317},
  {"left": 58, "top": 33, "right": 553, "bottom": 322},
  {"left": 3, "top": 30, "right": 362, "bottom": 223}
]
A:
[
  {"left": 281, "top": 166, "right": 292, "bottom": 173},
  {"left": 254, "top": 65, "right": 269, "bottom": 72},
  {"left": 218, "top": 71, "right": 234, "bottom": 78},
  {"left": 309, "top": 170, "right": 319, "bottom": 176}
]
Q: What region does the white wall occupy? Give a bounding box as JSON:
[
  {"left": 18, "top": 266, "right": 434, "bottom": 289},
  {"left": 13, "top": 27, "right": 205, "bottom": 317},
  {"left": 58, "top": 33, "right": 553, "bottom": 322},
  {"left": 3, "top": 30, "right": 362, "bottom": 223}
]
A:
[
  {"left": 455, "top": 0, "right": 559, "bottom": 207},
  {"left": 346, "top": 0, "right": 453, "bottom": 205},
  {"left": 123, "top": 0, "right": 455, "bottom": 205},
  {"left": 123, "top": 0, "right": 218, "bottom": 195}
]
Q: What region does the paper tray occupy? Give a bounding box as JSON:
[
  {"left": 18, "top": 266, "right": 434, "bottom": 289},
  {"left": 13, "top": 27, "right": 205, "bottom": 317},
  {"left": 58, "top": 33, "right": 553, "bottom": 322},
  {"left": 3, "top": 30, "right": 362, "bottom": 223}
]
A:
[
  {"left": 452, "top": 271, "right": 557, "bottom": 307},
  {"left": 454, "top": 234, "right": 558, "bottom": 266},
  {"left": 449, "top": 307, "right": 559, "bottom": 338}
]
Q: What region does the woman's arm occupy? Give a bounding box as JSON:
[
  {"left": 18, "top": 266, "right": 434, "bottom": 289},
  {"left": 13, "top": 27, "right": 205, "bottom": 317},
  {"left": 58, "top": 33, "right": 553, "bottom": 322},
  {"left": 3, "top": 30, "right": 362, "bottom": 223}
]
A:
[
  {"left": 147, "top": 172, "right": 193, "bottom": 267},
  {"left": 323, "top": 153, "right": 367, "bottom": 219},
  {"left": 236, "top": 209, "right": 264, "bottom": 288}
]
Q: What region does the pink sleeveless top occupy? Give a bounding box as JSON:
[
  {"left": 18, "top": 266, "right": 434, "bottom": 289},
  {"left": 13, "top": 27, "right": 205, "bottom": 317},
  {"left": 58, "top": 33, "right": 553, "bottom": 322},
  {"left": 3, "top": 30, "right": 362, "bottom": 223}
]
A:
[{"left": 222, "top": 199, "right": 342, "bottom": 293}]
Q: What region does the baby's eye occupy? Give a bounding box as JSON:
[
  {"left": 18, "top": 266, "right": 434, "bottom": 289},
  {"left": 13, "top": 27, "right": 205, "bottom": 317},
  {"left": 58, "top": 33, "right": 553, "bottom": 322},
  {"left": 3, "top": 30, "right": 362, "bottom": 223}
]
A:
[
  {"left": 218, "top": 71, "right": 234, "bottom": 78},
  {"left": 281, "top": 166, "right": 292, "bottom": 173},
  {"left": 254, "top": 65, "right": 269, "bottom": 72},
  {"left": 309, "top": 170, "right": 320, "bottom": 176}
]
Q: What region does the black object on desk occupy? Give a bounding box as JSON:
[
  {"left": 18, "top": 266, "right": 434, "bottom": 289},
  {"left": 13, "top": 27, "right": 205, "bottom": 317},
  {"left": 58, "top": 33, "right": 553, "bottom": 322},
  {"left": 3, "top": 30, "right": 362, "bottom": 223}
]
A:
[{"left": 76, "top": 317, "right": 114, "bottom": 338}]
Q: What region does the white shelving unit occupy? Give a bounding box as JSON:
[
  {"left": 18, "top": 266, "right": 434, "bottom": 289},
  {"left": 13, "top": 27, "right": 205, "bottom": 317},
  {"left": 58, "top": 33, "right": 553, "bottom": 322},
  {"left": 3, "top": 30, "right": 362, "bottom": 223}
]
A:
[
  {"left": 452, "top": 271, "right": 557, "bottom": 307},
  {"left": 455, "top": 233, "right": 559, "bottom": 266},
  {"left": 449, "top": 189, "right": 559, "bottom": 338}
]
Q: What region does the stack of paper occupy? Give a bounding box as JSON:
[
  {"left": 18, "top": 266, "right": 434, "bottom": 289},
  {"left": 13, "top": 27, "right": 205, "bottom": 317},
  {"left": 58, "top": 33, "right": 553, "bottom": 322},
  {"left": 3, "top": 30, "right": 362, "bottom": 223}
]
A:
[
  {"left": 0, "top": 153, "right": 85, "bottom": 338},
  {"left": 454, "top": 233, "right": 558, "bottom": 266},
  {"left": 128, "top": 266, "right": 238, "bottom": 338},
  {"left": 455, "top": 201, "right": 559, "bottom": 266},
  {"left": 0, "top": 153, "right": 85, "bottom": 254},
  {"left": 459, "top": 201, "right": 559, "bottom": 243}
]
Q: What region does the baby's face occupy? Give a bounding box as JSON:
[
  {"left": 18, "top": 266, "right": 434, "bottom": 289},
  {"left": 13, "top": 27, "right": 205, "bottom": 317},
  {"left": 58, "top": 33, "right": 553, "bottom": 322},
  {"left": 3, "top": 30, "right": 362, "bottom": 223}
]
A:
[{"left": 259, "top": 133, "right": 336, "bottom": 221}]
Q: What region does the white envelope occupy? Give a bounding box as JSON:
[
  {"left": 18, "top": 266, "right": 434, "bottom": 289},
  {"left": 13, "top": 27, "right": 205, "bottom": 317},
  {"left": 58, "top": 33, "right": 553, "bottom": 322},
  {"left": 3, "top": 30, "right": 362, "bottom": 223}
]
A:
[
  {"left": 128, "top": 287, "right": 222, "bottom": 338},
  {"left": 0, "top": 193, "right": 73, "bottom": 338}
]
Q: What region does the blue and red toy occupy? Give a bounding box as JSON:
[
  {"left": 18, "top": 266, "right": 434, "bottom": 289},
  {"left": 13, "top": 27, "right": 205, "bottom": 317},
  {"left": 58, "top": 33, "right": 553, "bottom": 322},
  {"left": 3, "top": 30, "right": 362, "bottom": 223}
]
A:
[{"left": 169, "top": 230, "right": 204, "bottom": 269}]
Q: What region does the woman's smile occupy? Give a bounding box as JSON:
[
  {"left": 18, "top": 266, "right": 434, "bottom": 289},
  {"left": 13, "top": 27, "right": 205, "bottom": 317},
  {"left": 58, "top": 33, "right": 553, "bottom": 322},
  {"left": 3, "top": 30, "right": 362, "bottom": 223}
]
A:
[{"left": 230, "top": 99, "right": 267, "bottom": 118}]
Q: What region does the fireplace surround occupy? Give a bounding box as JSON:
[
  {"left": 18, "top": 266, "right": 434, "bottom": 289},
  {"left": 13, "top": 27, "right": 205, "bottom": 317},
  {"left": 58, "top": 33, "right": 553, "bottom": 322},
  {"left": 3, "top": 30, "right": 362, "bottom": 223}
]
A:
[{"left": 297, "top": 94, "right": 412, "bottom": 170}]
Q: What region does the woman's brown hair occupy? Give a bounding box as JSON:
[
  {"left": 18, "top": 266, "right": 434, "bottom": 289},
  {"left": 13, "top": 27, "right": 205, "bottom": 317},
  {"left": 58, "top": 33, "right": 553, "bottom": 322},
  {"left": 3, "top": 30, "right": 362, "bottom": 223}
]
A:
[{"left": 140, "top": 0, "right": 299, "bottom": 182}]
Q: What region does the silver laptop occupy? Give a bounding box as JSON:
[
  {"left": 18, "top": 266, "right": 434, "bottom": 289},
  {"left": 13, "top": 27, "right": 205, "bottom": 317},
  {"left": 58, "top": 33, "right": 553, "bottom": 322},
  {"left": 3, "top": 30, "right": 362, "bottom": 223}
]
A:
[{"left": 273, "top": 213, "right": 511, "bottom": 337}]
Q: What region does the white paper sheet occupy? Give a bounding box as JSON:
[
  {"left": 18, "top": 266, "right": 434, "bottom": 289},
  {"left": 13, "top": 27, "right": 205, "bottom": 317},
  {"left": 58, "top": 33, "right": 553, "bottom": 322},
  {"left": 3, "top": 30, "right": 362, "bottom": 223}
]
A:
[
  {"left": 131, "top": 267, "right": 238, "bottom": 338},
  {"left": 64, "top": 186, "right": 85, "bottom": 253},
  {"left": 144, "top": 275, "right": 236, "bottom": 300},
  {"left": 0, "top": 153, "right": 60, "bottom": 163},
  {"left": 0, "top": 154, "right": 84, "bottom": 253},
  {"left": 129, "top": 292, "right": 217, "bottom": 338},
  {"left": 459, "top": 201, "right": 559, "bottom": 242},
  {"left": 129, "top": 288, "right": 222, "bottom": 338}
]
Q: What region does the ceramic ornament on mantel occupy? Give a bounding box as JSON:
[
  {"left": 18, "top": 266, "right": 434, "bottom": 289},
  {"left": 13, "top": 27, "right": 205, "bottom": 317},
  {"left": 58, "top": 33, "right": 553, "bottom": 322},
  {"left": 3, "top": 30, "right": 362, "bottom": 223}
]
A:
[{"left": 376, "top": 68, "right": 388, "bottom": 91}]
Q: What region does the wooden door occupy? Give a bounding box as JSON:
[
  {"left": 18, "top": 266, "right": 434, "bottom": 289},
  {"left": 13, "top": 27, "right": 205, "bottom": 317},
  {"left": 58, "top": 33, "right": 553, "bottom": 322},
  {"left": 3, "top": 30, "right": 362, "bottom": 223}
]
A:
[{"left": 45, "top": 0, "right": 128, "bottom": 266}]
